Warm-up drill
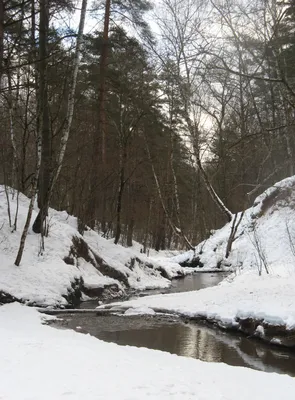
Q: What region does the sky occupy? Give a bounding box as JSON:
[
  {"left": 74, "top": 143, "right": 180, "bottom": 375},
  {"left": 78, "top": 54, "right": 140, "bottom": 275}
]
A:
[{"left": 63, "top": 0, "right": 161, "bottom": 37}]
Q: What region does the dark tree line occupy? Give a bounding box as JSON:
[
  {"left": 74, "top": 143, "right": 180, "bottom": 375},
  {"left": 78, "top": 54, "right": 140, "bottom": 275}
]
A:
[{"left": 1, "top": 0, "right": 295, "bottom": 264}]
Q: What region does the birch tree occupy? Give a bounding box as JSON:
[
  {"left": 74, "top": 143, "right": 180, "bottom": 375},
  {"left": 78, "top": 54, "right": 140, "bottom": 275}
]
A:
[
  {"left": 33, "top": 0, "right": 88, "bottom": 235},
  {"left": 16, "top": 0, "right": 88, "bottom": 264}
]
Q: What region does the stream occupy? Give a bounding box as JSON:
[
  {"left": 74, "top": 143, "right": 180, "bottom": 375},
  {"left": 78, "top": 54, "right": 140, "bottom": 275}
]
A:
[{"left": 54, "top": 273, "right": 295, "bottom": 377}]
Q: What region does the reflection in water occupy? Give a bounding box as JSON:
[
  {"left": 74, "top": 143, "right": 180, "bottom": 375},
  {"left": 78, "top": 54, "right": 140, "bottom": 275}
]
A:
[
  {"left": 56, "top": 314, "right": 295, "bottom": 377},
  {"left": 136, "top": 273, "right": 228, "bottom": 298},
  {"left": 169, "top": 273, "right": 228, "bottom": 292},
  {"left": 55, "top": 273, "right": 295, "bottom": 377},
  {"left": 80, "top": 273, "right": 228, "bottom": 309}
]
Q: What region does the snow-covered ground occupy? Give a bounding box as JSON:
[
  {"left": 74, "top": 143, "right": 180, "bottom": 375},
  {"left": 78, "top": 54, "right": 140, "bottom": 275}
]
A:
[{"left": 1, "top": 302, "right": 295, "bottom": 400}]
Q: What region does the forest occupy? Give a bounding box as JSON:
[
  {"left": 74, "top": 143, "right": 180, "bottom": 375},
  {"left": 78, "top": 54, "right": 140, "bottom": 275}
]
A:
[
  {"left": 2, "top": 2, "right": 295, "bottom": 398},
  {"left": 1, "top": 0, "right": 295, "bottom": 261}
]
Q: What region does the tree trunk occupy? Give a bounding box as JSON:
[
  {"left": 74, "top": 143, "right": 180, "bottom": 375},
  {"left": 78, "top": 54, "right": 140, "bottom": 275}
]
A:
[
  {"left": 33, "top": 0, "right": 51, "bottom": 234},
  {"left": 99, "top": 0, "right": 111, "bottom": 164},
  {"left": 225, "top": 212, "right": 244, "bottom": 258},
  {"left": 126, "top": 217, "right": 134, "bottom": 247},
  {"left": 88, "top": 0, "right": 111, "bottom": 228},
  {"left": 14, "top": 0, "right": 42, "bottom": 265},
  {"left": 126, "top": 189, "right": 135, "bottom": 247},
  {"left": 50, "top": 0, "right": 87, "bottom": 193},
  {"left": 15, "top": 111, "right": 42, "bottom": 265},
  {"left": 114, "top": 147, "right": 127, "bottom": 244},
  {"left": 33, "top": 0, "right": 87, "bottom": 234},
  {"left": 15, "top": 173, "right": 40, "bottom": 266},
  {"left": 192, "top": 138, "right": 232, "bottom": 223},
  {"left": 143, "top": 198, "right": 152, "bottom": 253},
  {"left": 155, "top": 210, "right": 165, "bottom": 252},
  {"left": 0, "top": 0, "right": 4, "bottom": 85}
]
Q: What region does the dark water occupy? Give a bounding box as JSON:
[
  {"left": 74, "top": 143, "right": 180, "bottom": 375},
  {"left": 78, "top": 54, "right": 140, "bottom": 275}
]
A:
[
  {"left": 135, "top": 272, "right": 228, "bottom": 297},
  {"left": 55, "top": 273, "right": 295, "bottom": 377},
  {"left": 80, "top": 272, "right": 227, "bottom": 309}
]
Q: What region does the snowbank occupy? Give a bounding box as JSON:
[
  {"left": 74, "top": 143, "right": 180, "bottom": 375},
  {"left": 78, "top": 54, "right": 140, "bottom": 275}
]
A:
[
  {"left": 100, "top": 270, "right": 295, "bottom": 346},
  {"left": 124, "top": 305, "right": 156, "bottom": 316},
  {"left": 0, "top": 187, "right": 186, "bottom": 307},
  {"left": 1, "top": 303, "right": 295, "bottom": 400},
  {"left": 0, "top": 189, "right": 84, "bottom": 307},
  {"left": 188, "top": 175, "right": 295, "bottom": 274}
]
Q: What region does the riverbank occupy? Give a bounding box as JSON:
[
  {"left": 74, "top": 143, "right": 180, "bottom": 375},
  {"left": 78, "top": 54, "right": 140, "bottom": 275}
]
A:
[
  {"left": 1, "top": 302, "right": 295, "bottom": 400},
  {"left": 98, "top": 271, "right": 295, "bottom": 349},
  {"left": 95, "top": 176, "right": 295, "bottom": 349},
  {"left": 0, "top": 187, "right": 210, "bottom": 308},
  {"left": 50, "top": 310, "right": 295, "bottom": 376}
]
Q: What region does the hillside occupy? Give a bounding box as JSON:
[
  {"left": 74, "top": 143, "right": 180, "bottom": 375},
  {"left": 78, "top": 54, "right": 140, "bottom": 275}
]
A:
[
  {"left": 176, "top": 175, "right": 295, "bottom": 276},
  {"left": 0, "top": 187, "right": 186, "bottom": 308}
]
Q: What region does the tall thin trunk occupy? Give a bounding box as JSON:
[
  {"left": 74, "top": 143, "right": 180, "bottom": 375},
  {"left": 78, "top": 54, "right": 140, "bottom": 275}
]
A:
[
  {"left": 50, "top": 0, "right": 87, "bottom": 193},
  {"left": 0, "top": 0, "right": 4, "bottom": 85},
  {"left": 88, "top": 0, "right": 111, "bottom": 229},
  {"left": 15, "top": 122, "right": 42, "bottom": 266},
  {"left": 282, "top": 100, "right": 294, "bottom": 176},
  {"left": 127, "top": 217, "right": 134, "bottom": 247},
  {"left": 4, "top": 184, "right": 12, "bottom": 228},
  {"left": 15, "top": 170, "right": 40, "bottom": 266},
  {"left": 33, "top": 0, "right": 51, "bottom": 235},
  {"left": 114, "top": 146, "right": 127, "bottom": 244},
  {"left": 14, "top": 0, "right": 41, "bottom": 265},
  {"left": 99, "top": 0, "right": 111, "bottom": 165},
  {"left": 143, "top": 199, "right": 152, "bottom": 253},
  {"left": 169, "top": 129, "right": 185, "bottom": 242},
  {"left": 126, "top": 185, "right": 135, "bottom": 247},
  {"left": 194, "top": 146, "right": 232, "bottom": 223},
  {"left": 33, "top": 0, "right": 87, "bottom": 234},
  {"left": 7, "top": 68, "right": 18, "bottom": 189}
]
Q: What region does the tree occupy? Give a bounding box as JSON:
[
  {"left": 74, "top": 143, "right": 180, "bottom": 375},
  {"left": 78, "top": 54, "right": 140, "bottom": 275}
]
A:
[
  {"left": 15, "top": 0, "right": 87, "bottom": 264},
  {"left": 88, "top": 0, "right": 153, "bottom": 228},
  {"left": 152, "top": 0, "right": 233, "bottom": 223}
]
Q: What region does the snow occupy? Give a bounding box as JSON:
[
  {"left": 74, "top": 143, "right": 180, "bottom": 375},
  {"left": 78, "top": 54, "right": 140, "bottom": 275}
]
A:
[
  {"left": 191, "top": 175, "right": 295, "bottom": 275},
  {"left": 0, "top": 188, "right": 109, "bottom": 306},
  {"left": 0, "top": 187, "right": 190, "bottom": 307},
  {"left": 255, "top": 325, "right": 265, "bottom": 338},
  {"left": 101, "top": 270, "right": 295, "bottom": 333},
  {"left": 76, "top": 258, "right": 119, "bottom": 290},
  {"left": 84, "top": 229, "right": 187, "bottom": 285},
  {"left": 124, "top": 305, "right": 156, "bottom": 316},
  {"left": 1, "top": 302, "right": 295, "bottom": 400}
]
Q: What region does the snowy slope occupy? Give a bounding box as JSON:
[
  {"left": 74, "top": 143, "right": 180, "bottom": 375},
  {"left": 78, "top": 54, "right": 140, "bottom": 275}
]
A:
[
  {"left": 0, "top": 188, "right": 86, "bottom": 307},
  {"left": 1, "top": 303, "right": 295, "bottom": 400},
  {"left": 0, "top": 187, "right": 186, "bottom": 307},
  {"left": 173, "top": 175, "right": 295, "bottom": 275}
]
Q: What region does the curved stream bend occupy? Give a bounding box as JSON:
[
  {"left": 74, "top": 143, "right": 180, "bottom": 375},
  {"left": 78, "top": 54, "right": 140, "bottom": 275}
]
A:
[{"left": 53, "top": 273, "right": 295, "bottom": 377}]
